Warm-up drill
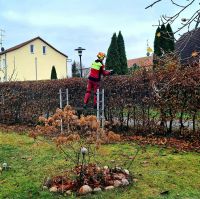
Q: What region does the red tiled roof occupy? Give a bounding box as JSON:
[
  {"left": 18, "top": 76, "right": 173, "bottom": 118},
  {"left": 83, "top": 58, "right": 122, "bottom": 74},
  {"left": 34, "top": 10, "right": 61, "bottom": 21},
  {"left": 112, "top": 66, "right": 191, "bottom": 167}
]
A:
[
  {"left": 0, "top": 36, "right": 68, "bottom": 58},
  {"left": 127, "top": 56, "right": 153, "bottom": 68}
]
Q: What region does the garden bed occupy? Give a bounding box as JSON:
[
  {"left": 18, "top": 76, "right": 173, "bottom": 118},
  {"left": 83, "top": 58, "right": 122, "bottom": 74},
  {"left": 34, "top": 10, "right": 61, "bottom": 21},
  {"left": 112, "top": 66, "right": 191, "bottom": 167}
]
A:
[{"left": 44, "top": 164, "right": 132, "bottom": 196}]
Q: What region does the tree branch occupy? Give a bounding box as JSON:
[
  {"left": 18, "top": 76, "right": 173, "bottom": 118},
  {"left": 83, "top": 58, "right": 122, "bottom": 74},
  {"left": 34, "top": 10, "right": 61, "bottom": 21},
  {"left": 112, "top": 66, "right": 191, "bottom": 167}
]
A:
[
  {"left": 147, "top": 0, "right": 198, "bottom": 33},
  {"left": 170, "top": 0, "right": 185, "bottom": 8},
  {"left": 8, "top": 64, "right": 17, "bottom": 81},
  {"left": 145, "top": 0, "right": 162, "bottom": 9},
  {"left": 195, "top": 12, "right": 200, "bottom": 29}
]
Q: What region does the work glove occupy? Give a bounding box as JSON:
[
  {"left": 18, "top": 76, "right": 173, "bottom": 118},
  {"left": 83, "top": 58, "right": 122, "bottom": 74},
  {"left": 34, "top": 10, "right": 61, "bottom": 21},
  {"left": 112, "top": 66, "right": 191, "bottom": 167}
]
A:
[{"left": 110, "top": 70, "right": 114, "bottom": 75}]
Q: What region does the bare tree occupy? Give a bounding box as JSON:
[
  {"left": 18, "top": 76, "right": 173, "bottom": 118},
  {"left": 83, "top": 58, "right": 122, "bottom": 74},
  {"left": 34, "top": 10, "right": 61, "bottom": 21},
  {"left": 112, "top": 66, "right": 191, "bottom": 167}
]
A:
[
  {"left": 146, "top": 0, "right": 200, "bottom": 33},
  {"left": 7, "top": 64, "right": 18, "bottom": 81},
  {"left": 0, "top": 61, "right": 18, "bottom": 81}
]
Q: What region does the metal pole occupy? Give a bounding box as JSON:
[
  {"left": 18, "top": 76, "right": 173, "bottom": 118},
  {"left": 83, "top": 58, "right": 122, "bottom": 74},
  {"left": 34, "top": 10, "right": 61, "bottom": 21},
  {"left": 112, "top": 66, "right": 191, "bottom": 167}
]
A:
[
  {"left": 79, "top": 55, "right": 82, "bottom": 77},
  {"left": 66, "top": 59, "right": 68, "bottom": 78},
  {"left": 66, "top": 88, "right": 69, "bottom": 106},
  {"left": 102, "top": 89, "right": 105, "bottom": 129},
  {"left": 66, "top": 88, "right": 69, "bottom": 133},
  {"left": 59, "top": 88, "right": 63, "bottom": 109},
  {"left": 14, "top": 56, "right": 15, "bottom": 68},
  {"left": 4, "top": 53, "right": 7, "bottom": 81},
  {"left": 97, "top": 89, "right": 100, "bottom": 121},
  {"left": 35, "top": 57, "right": 37, "bottom": 80},
  {"left": 59, "top": 88, "right": 63, "bottom": 133}
]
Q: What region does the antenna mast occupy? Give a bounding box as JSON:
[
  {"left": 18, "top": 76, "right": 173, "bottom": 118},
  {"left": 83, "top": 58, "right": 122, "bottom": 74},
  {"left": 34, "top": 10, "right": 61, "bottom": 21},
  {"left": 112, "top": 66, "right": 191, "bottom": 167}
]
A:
[{"left": 0, "top": 29, "right": 5, "bottom": 49}]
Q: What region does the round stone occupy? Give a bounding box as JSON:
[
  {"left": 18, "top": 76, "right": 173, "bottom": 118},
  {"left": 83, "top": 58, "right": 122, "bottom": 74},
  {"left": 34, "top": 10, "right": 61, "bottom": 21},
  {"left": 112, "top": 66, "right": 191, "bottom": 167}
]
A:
[
  {"left": 114, "top": 180, "right": 122, "bottom": 187},
  {"left": 42, "top": 186, "right": 48, "bottom": 190},
  {"left": 79, "top": 185, "right": 92, "bottom": 195},
  {"left": 49, "top": 186, "right": 58, "bottom": 192},
  {"left": 105, "top": 186, "right": 114, "bottom": 190},
  {"left": 93, "top": 187, "right": 102, "bottom": 192},
  {"left": 122, "top": 178, "right": 129, "bottom": 186},
  {"left": 124, "top": 169, "right": 130, "bottom": 175},
  {"left": 66, "top": 190, "right": 72, "bottom": 195}
]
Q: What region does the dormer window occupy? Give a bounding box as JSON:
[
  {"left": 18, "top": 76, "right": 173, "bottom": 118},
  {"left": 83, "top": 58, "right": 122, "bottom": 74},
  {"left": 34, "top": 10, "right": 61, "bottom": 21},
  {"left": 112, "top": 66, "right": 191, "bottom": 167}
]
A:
[
  {"left": 30, "top": 45, "right": 34, "bottom": 53},
  {"left": 43, "top": 46, "right": 46, "bottom": 54}
]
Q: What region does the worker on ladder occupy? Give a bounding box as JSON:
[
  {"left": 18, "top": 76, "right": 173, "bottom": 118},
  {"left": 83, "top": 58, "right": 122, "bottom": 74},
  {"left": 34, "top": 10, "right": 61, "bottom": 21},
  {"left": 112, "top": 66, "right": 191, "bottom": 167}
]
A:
[{"left": 83, "top": 52, "right": 114, "bottom": 109}]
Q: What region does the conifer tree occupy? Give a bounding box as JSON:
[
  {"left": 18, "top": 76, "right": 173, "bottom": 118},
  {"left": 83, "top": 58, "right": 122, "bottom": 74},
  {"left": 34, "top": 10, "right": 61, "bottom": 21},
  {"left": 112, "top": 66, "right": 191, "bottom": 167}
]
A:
[
  {"left": 160, "top": 24, "right": 168, "bottom": 53},
  {"left": 106, "top": 33, "right": 121, "bottom": 74},
  {"left": 166, "top": 23, "right": 175, "bottom": 52},
  {"left": 154, "top": 27, "right": 162, "bottom": 56},
  {"left": 117, "top": 31, "right": 128, "bottom": 75},
  {"left": 51, "top": 66, "right": 57, "bottom": 80},
  {"left": 72, "top": 61, "right": 80, "bottom": 77}
]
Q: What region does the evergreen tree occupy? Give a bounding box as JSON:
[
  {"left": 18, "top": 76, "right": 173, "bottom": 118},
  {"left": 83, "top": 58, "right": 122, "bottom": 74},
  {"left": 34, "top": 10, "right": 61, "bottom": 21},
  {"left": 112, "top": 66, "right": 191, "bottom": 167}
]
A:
[
  {"left": 72, "top": 61, "right": 80, "bottom": 77},
  {"left": 154, "top": 24, "right": 175, "bottom": 56},
  {"left": 117, "top": 31, "right": 128, "bottom": 75},
  {"left": 51, "top": 66, "right": 57, "bottom": 80},
  {"left": 106, "top": 33, "right": 121, "bottom": 74},
  {"left": 153, "top": 24, "right": 175, "bottom": 69},
  {"left": 160, "top": 24, "right": 168, "bottom": 53},
  {"left": 154, "top": 27, "right": 162, "bottom": 56},
  {"left": 166, "top": 23, "right": 175, "bottom": 52}
]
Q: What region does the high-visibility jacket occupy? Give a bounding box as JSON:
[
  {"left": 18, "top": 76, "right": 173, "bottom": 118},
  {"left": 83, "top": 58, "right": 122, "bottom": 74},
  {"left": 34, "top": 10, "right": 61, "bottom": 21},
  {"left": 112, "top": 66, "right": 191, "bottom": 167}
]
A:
[{"left": 88, "top": 60, "right": 110, "bottom": 82}]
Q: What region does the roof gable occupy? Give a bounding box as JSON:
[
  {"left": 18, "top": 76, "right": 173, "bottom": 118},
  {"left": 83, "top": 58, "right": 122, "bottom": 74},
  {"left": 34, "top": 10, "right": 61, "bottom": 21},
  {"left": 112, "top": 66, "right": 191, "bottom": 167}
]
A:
[
  {"left": 175, "top": 28, "right": 200, "bottom": 63},
  {"left": 0, "top": 36, "right": 68, "bottom": 58}
]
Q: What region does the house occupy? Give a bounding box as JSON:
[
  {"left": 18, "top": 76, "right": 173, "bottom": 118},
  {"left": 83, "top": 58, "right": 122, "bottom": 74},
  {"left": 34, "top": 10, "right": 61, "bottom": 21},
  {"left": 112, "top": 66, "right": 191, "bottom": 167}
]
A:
[
  {"left": 175, "top": 28, "right": 200, "bottom": 65},
  {"left": 127, "top": 56, "right": 153, "bottom": 71},
  {"left": 0, "top": 36, "right": 68, "bottom": 81}
]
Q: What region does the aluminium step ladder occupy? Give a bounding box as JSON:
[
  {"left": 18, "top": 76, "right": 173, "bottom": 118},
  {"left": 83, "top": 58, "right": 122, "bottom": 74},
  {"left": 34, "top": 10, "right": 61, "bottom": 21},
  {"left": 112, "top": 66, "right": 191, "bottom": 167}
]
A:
[{"left": 58, "top": 88, "right": 105, "bottom": 129}]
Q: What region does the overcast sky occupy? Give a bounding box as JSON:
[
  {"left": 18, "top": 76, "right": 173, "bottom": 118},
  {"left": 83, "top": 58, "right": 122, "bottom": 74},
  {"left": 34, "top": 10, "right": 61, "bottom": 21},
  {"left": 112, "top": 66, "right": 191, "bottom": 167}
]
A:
[{"left": 0, "top": 0, "right": 197, "bottom": 76}]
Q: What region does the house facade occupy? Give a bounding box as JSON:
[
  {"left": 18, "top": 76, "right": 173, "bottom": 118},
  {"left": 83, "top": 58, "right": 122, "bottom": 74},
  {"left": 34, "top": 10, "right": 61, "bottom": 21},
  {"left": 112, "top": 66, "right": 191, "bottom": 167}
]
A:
[{"left": 0, "top": 37, "right": 68, "bottom": 81}]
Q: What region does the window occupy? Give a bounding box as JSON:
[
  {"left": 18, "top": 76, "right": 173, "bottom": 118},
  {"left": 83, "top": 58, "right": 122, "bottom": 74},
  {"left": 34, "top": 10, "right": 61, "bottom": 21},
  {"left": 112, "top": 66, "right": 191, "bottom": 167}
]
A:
[
  {"left": 30, "top": 45, "right": 34, "bottom": 53},
  {"left": 43, "top": 46, "right": 46, "bottom": 54}
]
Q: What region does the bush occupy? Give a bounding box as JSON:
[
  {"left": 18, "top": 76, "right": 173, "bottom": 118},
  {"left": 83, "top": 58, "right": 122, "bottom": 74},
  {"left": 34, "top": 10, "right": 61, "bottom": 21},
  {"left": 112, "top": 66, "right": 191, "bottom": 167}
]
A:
[{"left": 0, "top": 66, "right": 199, "bottom": 139}]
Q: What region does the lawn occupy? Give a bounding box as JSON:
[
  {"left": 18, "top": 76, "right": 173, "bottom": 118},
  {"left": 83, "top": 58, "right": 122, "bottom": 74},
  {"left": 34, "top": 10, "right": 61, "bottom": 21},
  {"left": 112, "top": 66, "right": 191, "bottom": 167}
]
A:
[{"left": 0, "top": 132, "right": 200, "bottom": 199}]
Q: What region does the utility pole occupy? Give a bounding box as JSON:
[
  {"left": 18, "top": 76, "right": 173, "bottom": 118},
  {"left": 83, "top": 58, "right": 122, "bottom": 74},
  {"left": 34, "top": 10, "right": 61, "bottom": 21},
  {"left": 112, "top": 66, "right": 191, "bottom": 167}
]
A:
[{"left": 0, "top": 29, "right": 6, "bottom": 82}]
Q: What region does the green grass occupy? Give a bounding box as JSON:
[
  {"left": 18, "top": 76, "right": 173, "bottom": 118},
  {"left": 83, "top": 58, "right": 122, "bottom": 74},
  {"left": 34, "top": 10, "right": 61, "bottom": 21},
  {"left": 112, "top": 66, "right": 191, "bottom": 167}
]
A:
[
  {"left": 0, "top": 132, "right": 200, "bottom": 199},
  {"left": 122, "top": 106, "right": 200, "bottom": 121}
]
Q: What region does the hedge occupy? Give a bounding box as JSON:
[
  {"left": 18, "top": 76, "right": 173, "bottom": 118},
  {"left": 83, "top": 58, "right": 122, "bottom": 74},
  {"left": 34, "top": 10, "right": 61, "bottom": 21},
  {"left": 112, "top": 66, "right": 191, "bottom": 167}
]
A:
[{"left": 0, "top": 66, "right": 199, "bottom": 139}]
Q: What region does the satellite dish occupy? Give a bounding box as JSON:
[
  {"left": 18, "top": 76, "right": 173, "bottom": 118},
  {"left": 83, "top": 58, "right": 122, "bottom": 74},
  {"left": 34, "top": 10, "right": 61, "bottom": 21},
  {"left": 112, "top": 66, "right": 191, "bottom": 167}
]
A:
[{"left": 1, "top": 47, "right": 5, "bottom": 52}]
